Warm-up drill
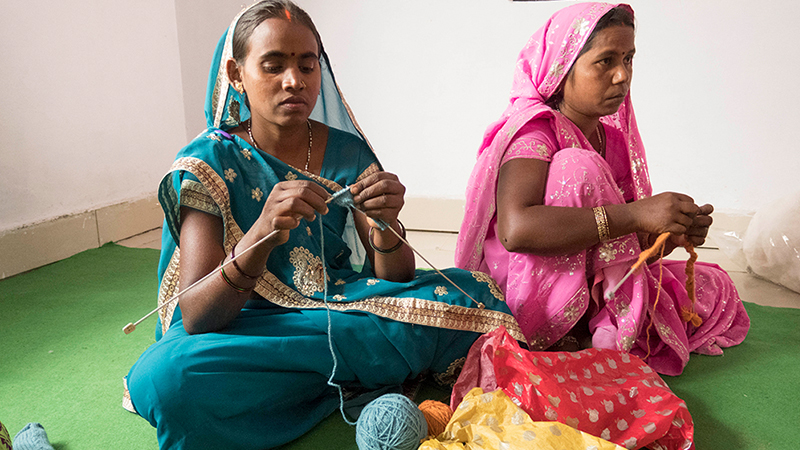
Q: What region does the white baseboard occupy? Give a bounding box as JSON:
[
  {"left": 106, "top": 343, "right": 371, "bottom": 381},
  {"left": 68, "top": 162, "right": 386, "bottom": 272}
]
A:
[
  {"left": 399, "top": 198, "right": 754, "bottom": 249},
  {"left": 399, "top": 197, "right": 465, "bottom": 233},
  {"left": 0, "top": 195, "right": 162, "bottom": 279},
  {"left": 0, "top": 195, "right": 753, "bottom": 279}
]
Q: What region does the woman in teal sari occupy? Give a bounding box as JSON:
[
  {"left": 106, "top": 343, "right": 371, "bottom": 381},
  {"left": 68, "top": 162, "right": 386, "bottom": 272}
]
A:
[{"left": 126, "top": 2, "right": 521, "bottom": 449}]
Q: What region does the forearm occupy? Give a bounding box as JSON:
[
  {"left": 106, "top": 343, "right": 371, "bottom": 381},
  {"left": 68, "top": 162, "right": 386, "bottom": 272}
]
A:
[
  {"left": 369, "top": 222, "right": 415, "bottom": 282},
  {"left": 498, "top": 203, "right": 638, "bottom": 256},
  {"left": 178, "top": 208, "right": 276, "bottom": 334},
  {"left": 179, "top": 268, "right": 254, "bottom": 334}
]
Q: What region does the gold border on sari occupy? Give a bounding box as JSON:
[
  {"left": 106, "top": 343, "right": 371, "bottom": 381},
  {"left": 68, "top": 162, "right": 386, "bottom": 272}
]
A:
[{"left": 157, "top": 157, "right": 524, "bottom": 342}]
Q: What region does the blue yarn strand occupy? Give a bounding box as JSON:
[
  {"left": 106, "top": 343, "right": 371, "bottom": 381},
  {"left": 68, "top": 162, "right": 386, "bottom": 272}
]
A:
[
  {"left": 324, "top": 189, "right": 431, "bottom": 448},
  {"left": 319, "top": 211, "right": 356, "bottom": 426}
]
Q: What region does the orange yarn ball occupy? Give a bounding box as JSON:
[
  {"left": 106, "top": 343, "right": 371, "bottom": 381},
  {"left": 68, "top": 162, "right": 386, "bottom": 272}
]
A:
[{"left": 418, "top": 400, "right": 453, "bottom": 437}]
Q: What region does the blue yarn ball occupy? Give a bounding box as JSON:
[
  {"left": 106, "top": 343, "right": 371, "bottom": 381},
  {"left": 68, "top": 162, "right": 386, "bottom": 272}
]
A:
[{"left": 355, "top": 393, "right": 428, "bottom": 450}]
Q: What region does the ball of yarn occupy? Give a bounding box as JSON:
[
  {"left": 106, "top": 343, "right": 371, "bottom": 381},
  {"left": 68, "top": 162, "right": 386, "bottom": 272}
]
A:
[
  {"left": 0, "top": 421, "right": 11, "bottom": 450},
  {"left": 418, "top": 400, "right": 453, "bottom": 437},
  {"left": 355, "top": 393, "right": 427, "bottom": 450}
]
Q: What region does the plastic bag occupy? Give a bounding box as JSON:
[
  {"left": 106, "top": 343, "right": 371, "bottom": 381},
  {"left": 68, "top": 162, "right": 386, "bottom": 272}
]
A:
[{"left": 742, "top": 191, "right": 800, "bottom": 294}]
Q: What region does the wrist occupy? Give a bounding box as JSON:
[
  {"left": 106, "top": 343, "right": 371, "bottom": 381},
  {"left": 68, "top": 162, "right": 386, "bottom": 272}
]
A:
[
  {"left": 219, "top": 256, "right": 257, "bottom": 293},
  {"left": 605, "top": 203, "right": 637, "bottom": 239},
  {"left": 369, "top": 220, "right": 406, "bottom": 254}
]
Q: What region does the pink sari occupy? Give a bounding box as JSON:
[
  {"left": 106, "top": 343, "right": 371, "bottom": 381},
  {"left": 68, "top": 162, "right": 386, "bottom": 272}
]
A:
[{"left": 455, "top": 2, "right": 749, "bottom": 375}]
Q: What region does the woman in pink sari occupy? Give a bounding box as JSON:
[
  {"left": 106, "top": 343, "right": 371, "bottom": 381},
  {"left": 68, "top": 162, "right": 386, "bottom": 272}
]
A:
[{"left": 455, "top": 2, "right": 749, "bottom": 375}]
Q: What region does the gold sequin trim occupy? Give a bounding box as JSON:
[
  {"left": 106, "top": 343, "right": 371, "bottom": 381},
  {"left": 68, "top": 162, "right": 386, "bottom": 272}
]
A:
[
  {"left": 227, "top": 98, "right": 240, "bottom": 125},
  {"left": 157, "top": 247, "right": 180, "bottom": 336},
  {"left": 162, "top": 158, "right": 524, "bottom": 341},
  {"left": 433, "top": 357, "right": 466, "bottom": 387},
  {"left": 168, "top": 157, "right": 245, "bottom": 247},
  {"left": 289, "top": 246, "right": 326, "bottom": 296},
  {"left": 471, "top": 271, "right": 505, "bottom": 302},
  {"left": 255, "top": 270, "right": 524, "bottom": 341},
  {"left": 355, "top": 162, "right": 381, "bottom": 183},
  {"left": 180, "top": 180, "right": 220, "bottom": 217}
]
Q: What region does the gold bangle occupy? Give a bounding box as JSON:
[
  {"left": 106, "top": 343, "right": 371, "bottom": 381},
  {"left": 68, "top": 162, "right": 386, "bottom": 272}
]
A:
[
  {"left": 219, "top": 259, "right": 253, "bottom": 293},
  {"left": 230, "top": 245, "right": 260, "bottom": 280},
  {"left": 593, "top": 206, "right": 610, "bottom": 242}
]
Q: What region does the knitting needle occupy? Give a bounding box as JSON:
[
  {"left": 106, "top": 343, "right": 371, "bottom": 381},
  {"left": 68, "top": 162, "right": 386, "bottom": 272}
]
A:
[
  {"left": 604, "top": 232, "right": 670, "bottom": 301},
  {"left": 328, "top": 186, "right": 485, "bottom": 308},
  {"left": 350, "top": 207, "right": 485, "bottom": 309},
  {"left": 325, "top": 187, "right": 352, "bottom": 204},
  {"left": 123, "top": 229, "right": 280, "bottom": 334}
]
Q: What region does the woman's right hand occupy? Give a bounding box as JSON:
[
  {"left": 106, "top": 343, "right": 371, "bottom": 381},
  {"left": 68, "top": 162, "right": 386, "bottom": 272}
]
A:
[
  {"left": 255, "top": 180, "right": 330, "bottom": 248},
  {"left": 628, "top": 192, "right": 700, "bottom": 236}
]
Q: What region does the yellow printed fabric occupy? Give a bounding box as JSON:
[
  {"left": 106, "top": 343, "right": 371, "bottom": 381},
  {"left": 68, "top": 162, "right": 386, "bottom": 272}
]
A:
[{"left": 420, "top": 388, "right": 623, "bottom": 450}]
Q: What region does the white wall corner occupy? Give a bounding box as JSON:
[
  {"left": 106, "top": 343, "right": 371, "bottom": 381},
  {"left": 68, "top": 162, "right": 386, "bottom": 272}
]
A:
[
  {"left": 97, "top": 195, "right": 163, "bottom": 245},
  {"left": 0, "top": 194, "right": 161, "bottom": 280}
]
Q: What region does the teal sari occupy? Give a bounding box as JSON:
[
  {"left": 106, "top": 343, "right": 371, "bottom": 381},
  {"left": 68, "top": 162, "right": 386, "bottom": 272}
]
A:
[{"left": 127, "top": 5, "right": 522, "bottom": 450}]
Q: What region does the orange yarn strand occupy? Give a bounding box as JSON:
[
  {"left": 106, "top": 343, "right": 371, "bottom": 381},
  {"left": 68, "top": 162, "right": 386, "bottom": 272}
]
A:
[
  {"left": 643, "top": 241, "right": 666, "bottom": 361},
  {"left": 418, "top": 400, "right": 453, "bottom": 438},
  {"left": 634, "top": 232, "right": 671, "bottom": 272},
  {"left": 680, "top": 244, "right": 703, "bottom": 327},
  {"left": 637, "top": 233, "right": 703, "bottom": 361}
]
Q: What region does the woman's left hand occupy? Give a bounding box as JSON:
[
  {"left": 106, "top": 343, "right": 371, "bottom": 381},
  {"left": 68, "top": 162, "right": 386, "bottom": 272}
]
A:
[
  {"left": 350, "top": 171, "right": 406, "bottom": 228},
  {"left": 674, "top": 203, "right": 713, "bottom": 247},
  {"left": 640, "top": 203, "right": 713, "bottom": 257}
]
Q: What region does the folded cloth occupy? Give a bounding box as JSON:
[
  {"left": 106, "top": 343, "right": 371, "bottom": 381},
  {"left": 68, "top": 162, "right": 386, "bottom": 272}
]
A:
[
  {"left": 421, "top": 387, "right": 623, "bottom": 450},
  {"left": 451, "top": 327, "right": 695, "bottom": 450}
]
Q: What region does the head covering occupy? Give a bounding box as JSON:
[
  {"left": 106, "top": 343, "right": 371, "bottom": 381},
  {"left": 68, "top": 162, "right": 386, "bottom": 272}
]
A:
[
  {"left": 455, "top": 2, "right": 650, "bottom": 271},
  {"left": 203, "top": 1, "right": 373, "bottom": 150}
]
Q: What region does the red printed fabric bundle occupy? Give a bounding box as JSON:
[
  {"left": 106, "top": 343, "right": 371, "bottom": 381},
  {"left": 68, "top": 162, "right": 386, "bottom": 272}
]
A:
[{"left": 451, "top": 327, "right": 694, "bottom": 450}]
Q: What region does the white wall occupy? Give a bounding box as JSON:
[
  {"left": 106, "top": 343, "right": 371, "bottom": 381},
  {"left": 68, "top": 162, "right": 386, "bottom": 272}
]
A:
[
  {"left": 3, "top": 0, "right": 798, "bottom": 235},
  {"left": 297, "top": 0, "right": 800, "bottom": 213},
  {"left": 0, "top": 1, "right": 186, "bottom": 233},
  {"left": 173, "top": 0, "right": 244, "bottom": 143}
]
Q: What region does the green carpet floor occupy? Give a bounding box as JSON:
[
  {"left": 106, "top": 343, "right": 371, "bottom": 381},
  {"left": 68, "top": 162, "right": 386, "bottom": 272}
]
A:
[{"left": 1, "top": 244, "right": 797, "bottom": 449}]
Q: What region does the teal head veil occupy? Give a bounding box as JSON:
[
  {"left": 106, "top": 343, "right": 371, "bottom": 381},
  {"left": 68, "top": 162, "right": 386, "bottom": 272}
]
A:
[{"left": 203, "top": 1, "right": 373, "bottom": 150}]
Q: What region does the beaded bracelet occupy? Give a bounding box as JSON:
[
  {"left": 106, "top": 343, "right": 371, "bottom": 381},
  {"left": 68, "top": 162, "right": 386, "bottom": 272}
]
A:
[
  {"left": 368, "top": 220, "right": 406, "bottom": 254},
  {"left": 230, "top": 245, "right": 260, "bottom": 280},
  {"left": 219, "top": 259, "right": 253, "bottom": 293},
  {"left": 592, "top": 206, "right": 610, "bottom": 243}
]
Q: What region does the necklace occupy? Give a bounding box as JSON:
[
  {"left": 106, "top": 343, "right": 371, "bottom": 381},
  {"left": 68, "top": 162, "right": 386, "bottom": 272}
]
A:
[
  {"left": 247, "top": 119, "right": 313, "bottom": 172},
  {"left": 595, "top": 123, "right": 605, "bottom": 158}
]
